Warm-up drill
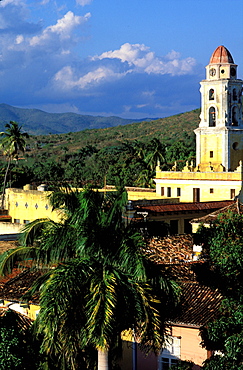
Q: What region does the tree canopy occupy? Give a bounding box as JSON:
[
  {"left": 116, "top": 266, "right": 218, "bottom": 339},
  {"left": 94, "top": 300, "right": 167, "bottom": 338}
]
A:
[
  {"left": 0, "top": 187, "right": 180, "bottom": 369},
  {"left": 196, "top": 210, "right": 243, "bottom": 369}
]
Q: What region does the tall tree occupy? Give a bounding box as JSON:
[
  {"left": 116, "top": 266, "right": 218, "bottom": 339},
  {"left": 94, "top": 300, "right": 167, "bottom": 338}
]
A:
[
  {"left": 145, "top": 138, "right": 166, "bottom": 171},
  {"left": 0, "top": 121, "right": 29, "bottom": 209},
  {"left": 195, "top": 211, "right": 243, "bottom": 369},
  {"left": 0, "top": 187, "right": 180, "bottom": 370}
]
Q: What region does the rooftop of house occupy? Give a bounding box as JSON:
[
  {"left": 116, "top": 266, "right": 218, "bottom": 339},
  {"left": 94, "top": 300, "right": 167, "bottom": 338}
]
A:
[
  {"left": 0, "top": 305, "right": 33, "bottom": 329},
  {"left": 0, "top": 233, "right": 222, "bottom": 328},
  {"left": 145, "top": 234, "right": 193, "bottom": 264},
  {"left": 0, "top": 240, "right": 19, "bottom": 254},
  {"left": 135, "top": 200, "right": 234, "bottom": 215},
  {"left": 0, "top": 268, "right": 41, "bottom": 304},
  {"left": 171, "top": 281, "right": 222, "bottom": 327},
  {"left": 190, "top": 200, "right": 243, "bottom": 225}
]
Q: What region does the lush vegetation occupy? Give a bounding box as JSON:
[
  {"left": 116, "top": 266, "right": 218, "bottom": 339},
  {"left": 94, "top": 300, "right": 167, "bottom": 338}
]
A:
[
  {"left": 0, "top": 121, "right": 29, "bottom": 208},
  {"left": 0, "top": 103, "right": 199, "bottom": 135},
  {"left": 0, "top": 110, "right": 197, "bottom": 190},
  {"left": 0, "top": 187, "right": 180, "bottom": 369},
  {"left": 0, "top": 309, "right": 41, "bottom": 369},
  {"left": 196, "top": 212, "right": 243, "bottom": 369}
]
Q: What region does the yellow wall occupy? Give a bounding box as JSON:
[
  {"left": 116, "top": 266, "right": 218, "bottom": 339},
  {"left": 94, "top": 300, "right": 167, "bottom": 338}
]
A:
[
  {"left": 2, "top": 300, "right": 39, "bottom": 320},
  {"left": 155, "top": 169, "right": 242, "bottom": 203},
  {"left": 200, "top": 133, "right": 223, "bottom": 165},
  {"left": 229, "top": 132, "right": 243, "bottom": 170},
  {"left": 6, "top": 188, "right": 62, "bottom": 224},
  {"left": 5, "top": 186, "right": 169, "bottom": 226}
]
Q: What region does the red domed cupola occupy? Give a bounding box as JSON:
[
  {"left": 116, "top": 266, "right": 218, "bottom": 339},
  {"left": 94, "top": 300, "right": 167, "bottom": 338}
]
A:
[
  {"left": 210, "top": 45, "right": 234, "bottom": 64},
  {"left": 206, "top": 46, "right": 237, "bottom": 80}
]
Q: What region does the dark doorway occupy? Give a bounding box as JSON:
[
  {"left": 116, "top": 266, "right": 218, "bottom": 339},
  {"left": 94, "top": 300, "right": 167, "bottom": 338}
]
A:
[
  {"left": 170, "top": 220, "right": 179, "bottom": 235},
  {"left": 184, "top": 219, "right": 192, "bottom": 234}
]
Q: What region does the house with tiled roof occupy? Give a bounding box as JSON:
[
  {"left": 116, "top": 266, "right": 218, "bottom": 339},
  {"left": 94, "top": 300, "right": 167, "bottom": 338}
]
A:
[
  {"left": 120, "top": 258, "right": 222, "bottom": 370},
  {"left": 0, "top": 237, "right": 222, "bottom": 370},
  {"left": 190, "top": 198, "right": 243, "bottom": 233}
]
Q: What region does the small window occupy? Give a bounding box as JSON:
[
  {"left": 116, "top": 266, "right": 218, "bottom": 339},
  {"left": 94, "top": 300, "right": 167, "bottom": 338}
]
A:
[
  {"left": 177, "top": 188, "right": 181, "bottom": 197},
  {"left": 209, "top": 107, "right": 216, "bottom": 127},
  {"left": 161, "top": 187, "right": 164, "bottom": 196},
  {"left": 209, "top": 89, "right": 214, "bottom": 100},
  {"left": 24, "top": 220, "right": 30, "bottom": 224},
  {"left": 232, "top": 107, "right": 238, "bottom": 126},
  {"left": 167, "top": 187, "right": 171, "bottom": 197},
  {"left": 14, "top": 219, "right": 20, "bottom": 224},
  {"left": 210, "top": 151, "right": 214, "bottom": 158},
  {"left": 233, "top": 89, "right": 237, "bottom": 101},
  {"left": 230, "top": 189, "right": 235, "bottom": 199},
  {"left": 232, "top": 142, "right": 238, "bottom": 150},
  {"left": 161, "top": 358, "right": 170, "bottom": 370},
  {"left": 210, "top": 188, "right": 214, "bottom": 194}
]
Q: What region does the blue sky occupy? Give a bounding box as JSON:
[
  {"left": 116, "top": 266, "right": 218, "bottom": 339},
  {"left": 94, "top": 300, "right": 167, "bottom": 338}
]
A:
[{"left": 0, "top": 0, "right": 242, "bottom": 119}]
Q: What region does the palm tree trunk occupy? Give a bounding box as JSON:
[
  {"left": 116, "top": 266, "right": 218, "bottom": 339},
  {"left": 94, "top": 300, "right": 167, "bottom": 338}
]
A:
[
  {"left": 1, "top": 157, "right": 11, "bottom": 209},
  {"left": 98, "top": 349, "right": 109, "bottom": 370}
]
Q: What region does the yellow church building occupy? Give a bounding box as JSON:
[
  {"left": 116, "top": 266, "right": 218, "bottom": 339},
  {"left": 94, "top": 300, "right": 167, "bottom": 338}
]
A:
[{"left": 155, "top": 45, "right": 243, "bottom": 203}]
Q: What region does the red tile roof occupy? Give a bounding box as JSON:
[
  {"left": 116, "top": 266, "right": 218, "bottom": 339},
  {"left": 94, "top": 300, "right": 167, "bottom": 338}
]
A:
[
  {"left": 136, "top": 200, "right": 234, "bottom": 214},
  {"left": 172, "top": 282, "right": 222, "bottom": 327},
  {"left": 190, "top": 201, "right": 243, "bottom": 224}
]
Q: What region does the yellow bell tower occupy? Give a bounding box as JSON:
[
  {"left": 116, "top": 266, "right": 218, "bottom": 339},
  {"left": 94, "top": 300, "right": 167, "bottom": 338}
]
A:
[{"left": 195, "top": 46, "right": 243, "bottom": 171}]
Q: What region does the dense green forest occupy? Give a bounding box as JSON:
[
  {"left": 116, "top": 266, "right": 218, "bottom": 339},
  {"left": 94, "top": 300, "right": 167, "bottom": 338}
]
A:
[{"left": 0, "top": 109, "right": 199, "bottom": 189}]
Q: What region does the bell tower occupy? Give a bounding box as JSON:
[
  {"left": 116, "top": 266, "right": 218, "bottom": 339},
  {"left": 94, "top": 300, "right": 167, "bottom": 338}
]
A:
[{"left": 195, "top": 46, "right": 243, "bottom": 171}]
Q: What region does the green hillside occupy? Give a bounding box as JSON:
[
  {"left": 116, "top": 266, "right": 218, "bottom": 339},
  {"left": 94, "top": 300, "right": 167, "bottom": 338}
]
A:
[
  {"left": 29, "top": 108, "right": 200, "bottom": 154},
  {"left": 0, "top": 104, "right": 149, "bottom": 135},
  {"left": 0, "top": 108, "right": 199, "bottom": 189}
]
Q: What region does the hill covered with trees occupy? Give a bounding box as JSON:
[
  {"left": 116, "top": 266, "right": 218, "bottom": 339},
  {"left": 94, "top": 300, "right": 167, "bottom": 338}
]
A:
[{"left": 0, "top": 109, "right": 199, "bottom": 189}]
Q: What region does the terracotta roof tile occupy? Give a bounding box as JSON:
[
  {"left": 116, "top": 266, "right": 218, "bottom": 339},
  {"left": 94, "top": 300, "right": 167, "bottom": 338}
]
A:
[
  {"left": 172, "top": 282, "right": 222, "bottom": 327},
  {"left": 0, "top": 269, "right": 41, "bottom": 303},
  {"left": 136, "top": 200, "right": 233, "bottom": 214},
  {"left": 190, "top": 201, "right": 243, "bottom": 224}
]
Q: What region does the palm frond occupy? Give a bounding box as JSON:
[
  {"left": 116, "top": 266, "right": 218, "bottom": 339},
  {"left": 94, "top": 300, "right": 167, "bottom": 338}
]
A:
[
  {"left": 35, "top": 259, "right": 90, "bottom": 368},
  {"left": 0, "top": 246, "right": 37, "bottom": 276},
  {"left": 19, "top": 218, "right": 57, "bottom": 247}
]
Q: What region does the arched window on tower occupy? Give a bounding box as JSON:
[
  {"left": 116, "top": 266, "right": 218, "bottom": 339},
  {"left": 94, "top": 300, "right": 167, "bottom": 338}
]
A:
[
  {"left": 209, "top": 107, "right": 216, "bottom": 127},
  {"left": 233, "top": 89, "right": 237, "bottom": 101},
  {"left": 232, "top": 107, "right": 238, "bottom": 126},
  {"left": 209, "top": 89, "right": 214, "bottom": 100}
]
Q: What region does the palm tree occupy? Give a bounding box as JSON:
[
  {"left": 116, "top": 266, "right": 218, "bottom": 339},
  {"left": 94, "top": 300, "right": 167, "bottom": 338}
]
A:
[
  {"left": 145, "top": 138, "right": 166, "bottom": 171},
  {"left": 0, "top": 121, "right": 29, "bottom": 209},
  {"left": 0, "top": 187, "right": 180, "bottom": 369}
]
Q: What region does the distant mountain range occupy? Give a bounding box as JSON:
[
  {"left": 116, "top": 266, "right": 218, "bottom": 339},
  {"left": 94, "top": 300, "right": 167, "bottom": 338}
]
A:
[{"left": 0, "top": 103, "right": 154, "bottom": 135}]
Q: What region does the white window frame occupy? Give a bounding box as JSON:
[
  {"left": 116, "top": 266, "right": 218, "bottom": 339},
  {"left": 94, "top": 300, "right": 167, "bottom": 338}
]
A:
[{"left": 158, "top": 336, "right": 181, "bottom": 370}]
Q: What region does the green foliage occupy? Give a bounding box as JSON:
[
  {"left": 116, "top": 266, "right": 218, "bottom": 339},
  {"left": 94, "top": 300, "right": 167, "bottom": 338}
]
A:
[
  {"left": 0, "top": 121, "right": 29, "bottom": 208},
  {"left": 196, "top": 212, "right": 243, "bottom": 369},
  {"left": 0, "top": 309, "right": 40, "bottom": 370},
  {"left": 170, "top": 360, "right": 194, "bottom": 369},
  {"left": 1, "top": 188, "right": 180, "bottom": 369},
  {"left": 0, "top": 109, "right": 197, "bottom": 189}
]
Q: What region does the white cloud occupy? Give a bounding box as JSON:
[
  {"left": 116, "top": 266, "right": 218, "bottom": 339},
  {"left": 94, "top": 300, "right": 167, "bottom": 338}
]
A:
[
  {"left": 0, "top": 1, "right": 201, "bottom": 120},
  {"left": 15, "top": 35, "right": 24, "bottom": 44},
  {"left": 93, "top": 43, "right": 197, "bottom": 76},
  {"left": 0, "top": 0, "right": 22, "bottom": 7},
  {"left": 54, "top": 65, "right": 126, "bottom": 89},
  {"left": 29, "top": 11, "right": 90, "bottom": 46},
  {"left": 76, "top": 0, "right": 93, "bottom": 6},
  {"left": 93, "top": 43, "right": 150, "bottom": 64}
]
